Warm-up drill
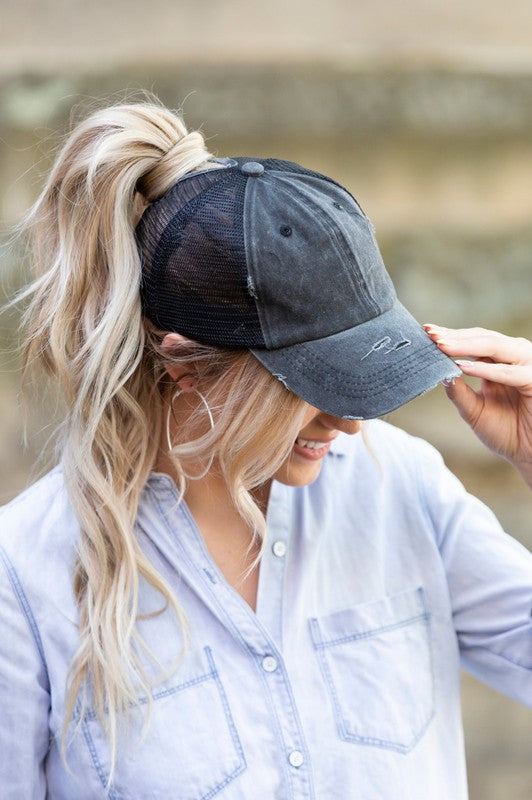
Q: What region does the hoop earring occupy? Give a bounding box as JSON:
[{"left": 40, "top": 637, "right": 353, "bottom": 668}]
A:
[{"left": 166, "top": 387, "right": 215, "bottom": 480}]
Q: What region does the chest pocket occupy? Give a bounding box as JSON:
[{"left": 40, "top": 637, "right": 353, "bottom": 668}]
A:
[
  {"left": 309, "top": 586, "right": 434, "bottom": 754},
  {"left": 80, "top": 646, "right": 246, "bottom": 799}
]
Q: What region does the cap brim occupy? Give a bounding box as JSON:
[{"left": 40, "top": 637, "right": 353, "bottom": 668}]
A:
[{"left": 250, "top": 299, "right": 461, "bottom": 419}]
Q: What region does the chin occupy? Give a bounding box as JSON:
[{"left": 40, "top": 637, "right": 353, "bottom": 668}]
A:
[{"left": 274, "top": 459, "right": 323, "bottom": 488}]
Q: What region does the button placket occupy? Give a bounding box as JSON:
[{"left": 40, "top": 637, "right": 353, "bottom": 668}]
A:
[
  {"left": 254, "top": 482, "right": 291, "bottom": 647},
  {"left": 254, "top": 647, "right": 314, "bottom": 798}
]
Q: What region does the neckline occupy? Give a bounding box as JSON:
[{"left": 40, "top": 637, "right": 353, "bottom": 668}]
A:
[{"left": 145, "top": 470, "right": 285, "bottom": 621}]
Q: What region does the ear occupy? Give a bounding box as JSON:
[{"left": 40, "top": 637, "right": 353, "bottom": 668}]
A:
[
  {"left": 161, "top": 333, "right": 197, "bottom": 390},
  {"left": 161, "top": 332, "right": 189, "bottom": 353}
]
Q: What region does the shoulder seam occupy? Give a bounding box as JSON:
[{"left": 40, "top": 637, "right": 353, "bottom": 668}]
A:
[{"left": 0, "top": 465, "right": 63, "bottom": 514}]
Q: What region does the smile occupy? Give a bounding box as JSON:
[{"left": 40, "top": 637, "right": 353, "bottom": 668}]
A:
[
  {"left": 296, "top": 438, "right": 329, "bottom": 449},
  {"left": 293, "top": 438, "right": 333, "bottom": 461}
]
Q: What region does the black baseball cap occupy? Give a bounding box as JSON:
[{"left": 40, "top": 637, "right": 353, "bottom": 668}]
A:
[{"left": 136, "top": 156, "right": 460, "bottom": 419}]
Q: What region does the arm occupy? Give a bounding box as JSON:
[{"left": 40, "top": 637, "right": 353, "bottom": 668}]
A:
[
  {"left": 424, "top": 325, "right": 532, "bottom": 489},
  {"left": 0, "top": 546, "right": 50, "bottom": 799},
  {"left": 416, "top": 442, "right": 532, "bottom": 706}
]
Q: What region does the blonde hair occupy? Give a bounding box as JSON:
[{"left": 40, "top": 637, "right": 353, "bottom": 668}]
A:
[{"left": 16, "top": 98, "right": 307, "bottom": 776}]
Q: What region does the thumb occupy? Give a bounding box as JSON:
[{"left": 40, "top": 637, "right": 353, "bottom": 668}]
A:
[{"left": 443, "top": 376, "right": 483, "bottom": 428}]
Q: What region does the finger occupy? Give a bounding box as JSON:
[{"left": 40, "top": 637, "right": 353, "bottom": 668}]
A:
[
  {"left": 423, "top": 325, "right": 532, "bottom": 366},
  {"left": 425, "top": 325, "right": 532, "bottom": 363},
  {"left": 443, "top": 376, "right": 484, "bottom": 427},
  {"left": 454, "top": 359, "right": 532, "bottom": 391}
]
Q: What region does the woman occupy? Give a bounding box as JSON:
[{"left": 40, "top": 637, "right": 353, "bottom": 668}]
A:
[{"left": 0, "top": 100, "right": 530, "bottom": 800}]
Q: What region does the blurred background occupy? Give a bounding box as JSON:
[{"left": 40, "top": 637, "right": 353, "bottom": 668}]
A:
[{"left": 1, "top": 1, "right": 531, "bottom": 797}]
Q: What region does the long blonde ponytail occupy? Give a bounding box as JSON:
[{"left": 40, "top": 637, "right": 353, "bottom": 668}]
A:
[
  {"left": 18, "top": 100, "right": 217, "bottom": 768},
  {"left": 16, "top": 98, "right": 308, "bottom": 782},
  {"left": 16, "top": 94, "right": 305, "bottom": 783}
]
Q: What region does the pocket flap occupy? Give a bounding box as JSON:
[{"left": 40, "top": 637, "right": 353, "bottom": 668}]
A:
[{"left": 310, "top": 586, "right": 429, "bottom": 647}]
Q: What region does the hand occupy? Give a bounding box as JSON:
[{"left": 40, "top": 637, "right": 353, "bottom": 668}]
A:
[{"left": 424, "top": 324, "right": 532, "bottom": 487}]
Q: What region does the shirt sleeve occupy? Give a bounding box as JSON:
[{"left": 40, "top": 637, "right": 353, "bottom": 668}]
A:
[
  {"left": 0, "top": 545, "right": 50, "bottom": 799},
  {"left": 416, "top": 440, "right": 532, "bottom": 707}
]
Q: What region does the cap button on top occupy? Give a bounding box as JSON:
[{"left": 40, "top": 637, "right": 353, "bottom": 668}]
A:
[{"left": 240, "top": 161, "right": 265, "bottom": 177}]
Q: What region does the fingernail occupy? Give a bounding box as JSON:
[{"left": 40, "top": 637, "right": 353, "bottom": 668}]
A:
[
  {"left": 435, "top": 339, "right": 449, "bottom": 347},
  {"left": 455, "top": 359, "right": 471, "bottom": 369},
  {"left": 423, "top": 323, "right": 442, "bottom": 331}
]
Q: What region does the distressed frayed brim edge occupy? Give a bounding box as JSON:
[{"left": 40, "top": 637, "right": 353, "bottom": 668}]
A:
[{"left": 250, "top": 299, "right": 462, "bottom": 419}]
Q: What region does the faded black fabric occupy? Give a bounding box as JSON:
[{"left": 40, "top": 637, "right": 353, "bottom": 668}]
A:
[
  {"left": 244, "top": 170, "right": 395, "bottom": 349},
  {"left": 251, "top": 299, "right": 462, "bottom": 418}
]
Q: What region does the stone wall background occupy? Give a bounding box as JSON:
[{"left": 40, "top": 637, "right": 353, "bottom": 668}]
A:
[{"left": 0, "top": 2, "right": 531, "bottom": 797}]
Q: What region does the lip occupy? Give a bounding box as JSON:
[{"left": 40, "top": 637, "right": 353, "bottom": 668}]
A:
[{"left": 292, "top": 439, "right": 333, "bottom": 461}]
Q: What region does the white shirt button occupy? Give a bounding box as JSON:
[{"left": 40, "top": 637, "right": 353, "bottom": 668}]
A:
[
  {"left": 261, "top": 655, "right": 278, "bottom": 673},
  {"left": 272, "top": 540, "right": 287, "bottom": 557},
  {"left": 288, "top": 750, "right": 304, "bottom": 768}
]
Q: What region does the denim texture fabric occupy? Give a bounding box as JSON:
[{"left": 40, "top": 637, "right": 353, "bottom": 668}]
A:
[
  {"left": 251, "top": 299, "right": 462, "bottom": 419},
  {"left": 0, "top": 420, "right": 531, "bottom": 799},
  {"left": 244, "top": 170, "right": 395, "bottom": 348}
]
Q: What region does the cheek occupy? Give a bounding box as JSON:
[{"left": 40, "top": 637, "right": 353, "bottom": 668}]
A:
[{"left": 299, "top": 405, "right": 321, "bottom": 431}]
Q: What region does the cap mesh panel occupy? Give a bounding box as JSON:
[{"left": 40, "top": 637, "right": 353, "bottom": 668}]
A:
[{"left": 137, "top": 167, "right": 264, "bottom": 346}]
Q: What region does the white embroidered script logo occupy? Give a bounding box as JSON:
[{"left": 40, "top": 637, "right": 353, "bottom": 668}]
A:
[{"left": 361, "top": 335, "right": 412, "bottom": 361}]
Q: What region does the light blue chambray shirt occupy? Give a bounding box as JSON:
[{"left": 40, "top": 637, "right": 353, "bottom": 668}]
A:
[{"left": 0, "top": 420, "right": 531, "bottom": 800}]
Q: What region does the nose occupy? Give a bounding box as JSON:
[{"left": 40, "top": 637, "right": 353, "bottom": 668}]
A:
[{"left": 319, "top": 413, "right": 363, "bottom": 436}]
